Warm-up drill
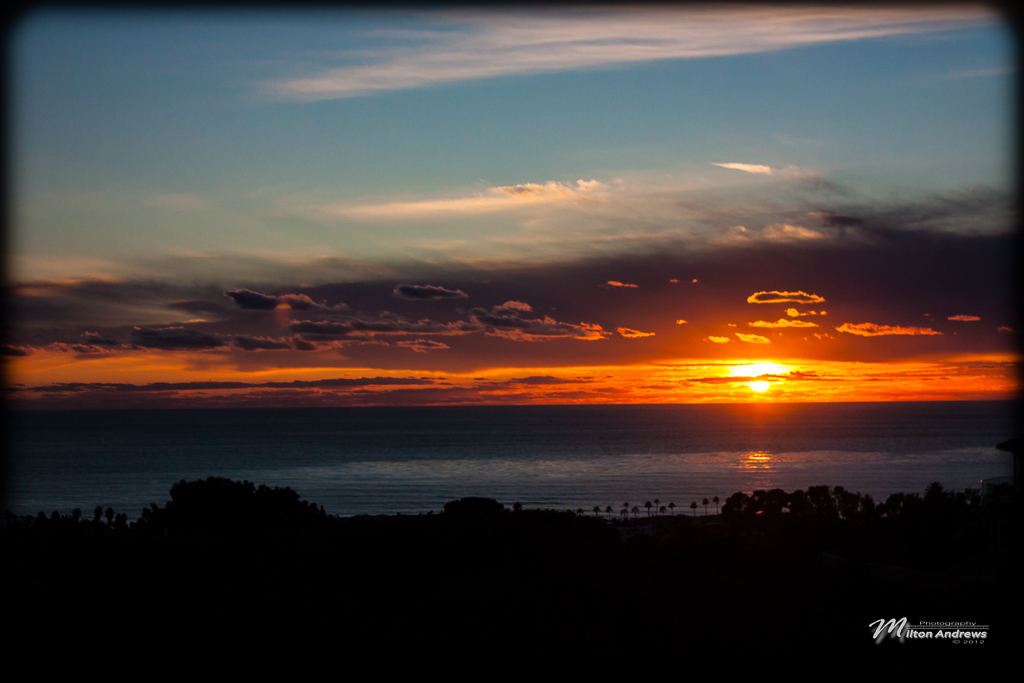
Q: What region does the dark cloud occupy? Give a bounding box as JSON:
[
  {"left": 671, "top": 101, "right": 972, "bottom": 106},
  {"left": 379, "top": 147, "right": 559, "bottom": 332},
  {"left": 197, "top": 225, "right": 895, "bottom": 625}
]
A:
[
  {"left": 290, "top": 313, "right": 475, "bottom": 340},
  {"left": 468, "top": 301, "right": 609, "bottom": 341},
  {"left": 1, "top": 344, "right": 34, "bottom": 356},
  {"left": 225, "top": 289, "right": 278, "bottom": 310},
  {"left": 23, "top": 376, "right": 438, "bottom": 394},
  {"left": 50, "top": 343, "right": 114, "bottom": 355},
  {"left": 393, "top": 284, "right": 468, "bottom": 300},
  {"left": 80, "top": 332, "right": 120, "bottom": 346},
  {"left": 813, "top": 186, "right": 1011, "bottom": 236},
  {"left": 130, "top": 327, "right": 226, "bottom": 349},
  {"left": 396, "top": 339, "right": 450, "bottom": 353},
  {"left": 232, "top": 336, "right": 293, "bottom": 351},
  {"left": 225, "top": 289, "right": 345, "bottom": 311},
  {"left": 810, "top": 213, "right": 864, "bottom": 228},
  {"left": 168, "top": 300, "right": 230, "bottom": 315},
  {"left": 291, "top": 337, "right": 318, "bottom": 351},
  {"left": 506, "top": 376, "right": 592, "bottom": 385}
]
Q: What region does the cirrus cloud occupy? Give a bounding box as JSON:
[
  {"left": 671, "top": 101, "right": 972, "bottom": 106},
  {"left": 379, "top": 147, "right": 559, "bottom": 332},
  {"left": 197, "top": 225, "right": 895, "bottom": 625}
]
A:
[
  {"left": 266, "top": 7, "right": 994, "bottom": 101},
  {"left": 711, "top": 162, "right": 772, "bottom": 174},
  {"left": 330, "top": 179, "right": 606, "bottom": 220}
]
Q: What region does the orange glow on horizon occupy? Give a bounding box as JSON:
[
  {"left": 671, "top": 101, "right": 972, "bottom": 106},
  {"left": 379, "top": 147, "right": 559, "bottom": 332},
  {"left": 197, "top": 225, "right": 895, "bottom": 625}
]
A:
[{"left": 6, "top": 346, "right": 1020, "bottom": 409}]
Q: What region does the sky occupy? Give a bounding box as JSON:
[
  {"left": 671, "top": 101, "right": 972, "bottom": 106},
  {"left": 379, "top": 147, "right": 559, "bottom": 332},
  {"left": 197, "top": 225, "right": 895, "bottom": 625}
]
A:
[{"left": 4, "top": 4, "right": 1019, "bottom": 409}]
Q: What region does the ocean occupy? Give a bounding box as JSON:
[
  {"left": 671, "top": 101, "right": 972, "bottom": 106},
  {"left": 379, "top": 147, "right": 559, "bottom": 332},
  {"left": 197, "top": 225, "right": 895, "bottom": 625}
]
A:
[{"left": 4, "top": 401, "right": 1019, "bottom": 517}]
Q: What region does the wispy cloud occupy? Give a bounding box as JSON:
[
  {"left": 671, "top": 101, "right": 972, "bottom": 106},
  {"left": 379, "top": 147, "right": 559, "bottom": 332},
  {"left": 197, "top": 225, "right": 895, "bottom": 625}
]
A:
[
  {"left": 266, "top": 7, "right": 995, "bottom": 100},
  {"left": 748, "top": 319, "right": 818, "bottom": 328},
  {"left": 326, "top": 180, "right": 606, "bottom": 220},
  {"left": 735, "top": 332, "right": 770, "bottom": 344},
  {"left": 948, "top": 314, "right": 980, "bottom": 321},
  {"left": 617, "top": 327, "right": 655, "bottom": 338},
  {"left": 711, "top": 162, "right": 772, "bottom": 174},
  {"left": 836, "top": 322, "right": 942, "bottom": 337}
]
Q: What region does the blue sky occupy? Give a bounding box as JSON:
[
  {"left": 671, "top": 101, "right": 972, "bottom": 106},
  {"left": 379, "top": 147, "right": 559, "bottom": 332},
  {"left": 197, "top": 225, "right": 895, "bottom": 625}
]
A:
[{"left": 10, "top": 6, "right": 1013, "bottom": 278}]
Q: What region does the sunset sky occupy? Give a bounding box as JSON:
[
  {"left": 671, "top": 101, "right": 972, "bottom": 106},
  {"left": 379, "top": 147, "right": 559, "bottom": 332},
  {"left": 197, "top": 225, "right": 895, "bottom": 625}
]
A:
[{"left": 5, "top": 5, "right": 1019, "bottom": 408}]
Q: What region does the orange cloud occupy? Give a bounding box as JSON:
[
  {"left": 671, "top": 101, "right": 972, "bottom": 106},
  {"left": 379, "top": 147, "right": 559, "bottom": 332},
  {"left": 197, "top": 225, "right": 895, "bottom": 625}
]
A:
[
  {"left": 747, "top": 319, "right": 818, "bottom": 328},
  {"left": 786, "top": 308, "right": 825, "bottom": 317},
  {"left": 747, "top": 290, "right": 826, "bottom": 304},
  {"left": 606, "top": 280, "right": 638, "bottom": 288},
  {"left": 762, "top": 223, "right": 827, "bottom": 241},
  {"left": 706, "top": 336, "right": 730, "bottom": 343},
  {"left": 948, "top": 315, "right": 981, "bottom": 321},
  {"left": 835, "top": 322, "right": 942, "bottom": 337},
  {"left": 617, "top": 327, "right": 655, "bottom": 338},
  {"left": 675, "top": 320, "right": 687, "bottom": 324},
  {"left": 735, "top": 333, "right": 770, "bottom": 344}
]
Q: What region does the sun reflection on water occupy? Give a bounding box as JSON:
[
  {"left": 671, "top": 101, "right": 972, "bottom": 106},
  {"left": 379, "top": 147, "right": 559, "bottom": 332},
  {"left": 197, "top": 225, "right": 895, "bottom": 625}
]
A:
[{"left": 741, "top": 451, "right": 773, "bottom": 470}]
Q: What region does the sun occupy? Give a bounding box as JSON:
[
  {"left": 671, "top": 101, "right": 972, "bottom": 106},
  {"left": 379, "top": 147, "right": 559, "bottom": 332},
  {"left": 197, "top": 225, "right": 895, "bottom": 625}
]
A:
[{"left": 748, "top": 381, "right": 771, "bottom": 392}]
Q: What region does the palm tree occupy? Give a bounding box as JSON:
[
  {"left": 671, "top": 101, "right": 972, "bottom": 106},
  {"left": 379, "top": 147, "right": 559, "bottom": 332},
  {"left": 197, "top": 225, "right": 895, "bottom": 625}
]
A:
[
  {"left": 713, "top": 496, "right": 720, "bottom": 514},
  {"left": 593, "top": 505, "right": 602, "bottom": 517},
  {"left": 645, "top": 501, "right": 653, "bottom": 517},
  {"left": 690, "top": 501, "right": 697, "bottom": 516},
  {"left": 669, "top": 502, "right": 676, "bottom": 516},
  {"left": 631, "top": 505, "right": 640, "bottom": 519},
  {"left": 703, "top": 498, "right": 709, "bottom": 516}
]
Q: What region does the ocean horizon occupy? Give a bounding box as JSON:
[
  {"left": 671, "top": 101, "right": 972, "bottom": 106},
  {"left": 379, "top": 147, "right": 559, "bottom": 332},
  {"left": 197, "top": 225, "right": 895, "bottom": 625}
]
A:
[{"left": 5, "top": 400, "right": 1019, "bottom": 518}]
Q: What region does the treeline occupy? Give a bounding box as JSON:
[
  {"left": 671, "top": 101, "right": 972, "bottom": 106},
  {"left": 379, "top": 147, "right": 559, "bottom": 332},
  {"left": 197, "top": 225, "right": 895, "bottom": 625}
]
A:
[{"left": 2, "top": 477, "right": 1016, "bottom": 660}]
